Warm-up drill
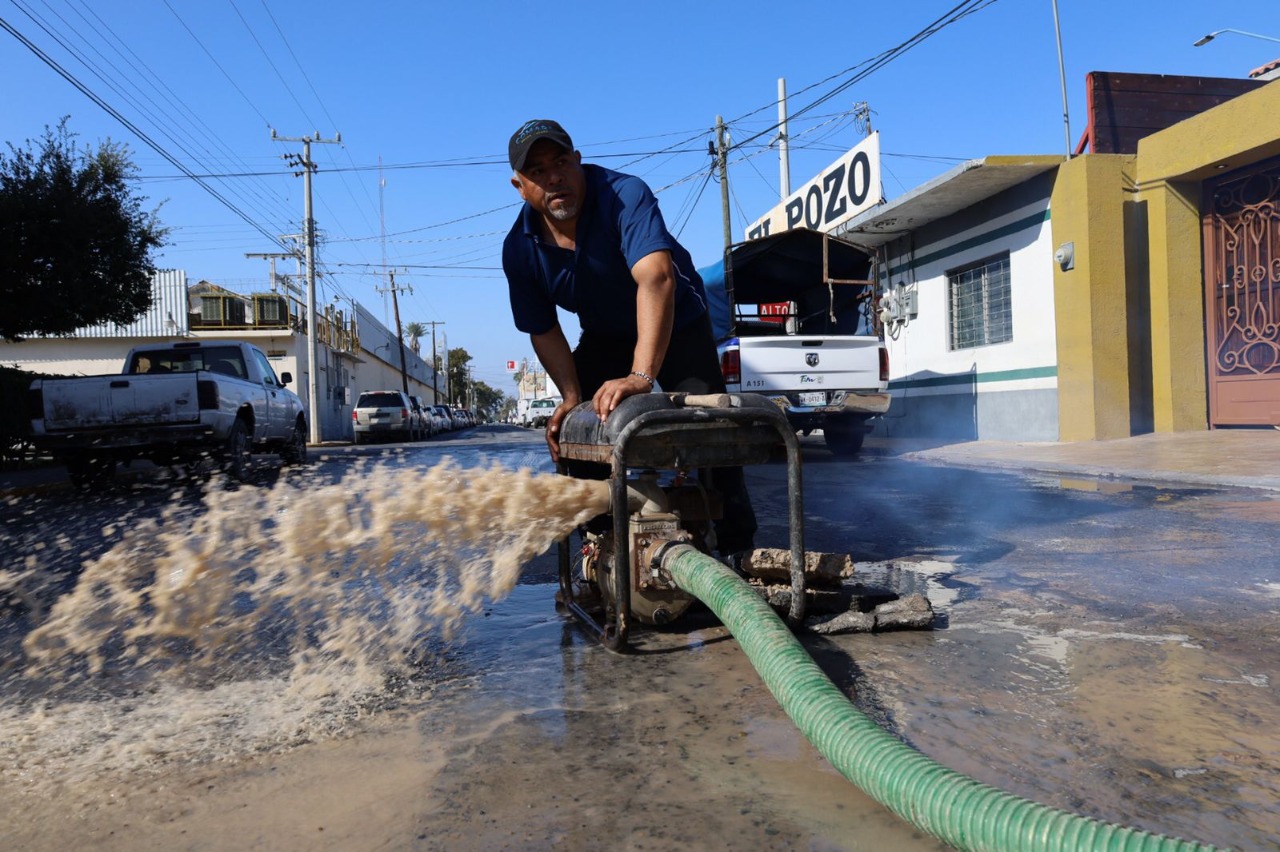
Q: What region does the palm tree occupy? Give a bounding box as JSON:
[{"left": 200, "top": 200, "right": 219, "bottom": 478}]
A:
[{"left": 403, "top": 321, "right": 425, "bottom": 355}]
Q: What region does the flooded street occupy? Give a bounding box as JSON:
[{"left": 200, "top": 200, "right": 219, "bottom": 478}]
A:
[{"left": 1, "top": 426, "right": 1277, "bottom": 850}]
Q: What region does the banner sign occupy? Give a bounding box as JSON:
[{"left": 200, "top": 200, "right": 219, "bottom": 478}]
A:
[{"left": 745, "top": 131, "right": 880, "bottom": 241}]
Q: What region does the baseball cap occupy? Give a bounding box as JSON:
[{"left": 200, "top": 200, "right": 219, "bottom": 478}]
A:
[{"left": 508, "top": 119, "right": 574, "bottom": 172}]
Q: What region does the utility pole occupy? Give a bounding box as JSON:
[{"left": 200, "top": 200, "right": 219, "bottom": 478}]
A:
[
  {"left": 423, "top": 320, "right": 445, "bottom": 403},
  {"left": 274, "top": 129, "right": 341, "bottom": 444},
  {"left": 1051, "top": 0, "right": 1072, "bottom": 158},
  {"left": 715, "top": 115, "right": 732, "bottom": 251},
  {"left": 245, "top": 251, "right": 298, "bottom": 294},
  {"left": 715, "top": 115, "right": 736, "bottom": 300},
  {"left": 377, "top": 269, "right": 412, "bottom": 396},
  {"left": 776, "top": 79, "right": 791, "bottom": 199},
  {"left": 441, "top": 331, "right": 451, "bottom": 406}
]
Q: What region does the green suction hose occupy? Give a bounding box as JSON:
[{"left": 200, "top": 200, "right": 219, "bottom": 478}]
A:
[{"left": 660, "top": 544, "right": 1220, "bottom": 852}]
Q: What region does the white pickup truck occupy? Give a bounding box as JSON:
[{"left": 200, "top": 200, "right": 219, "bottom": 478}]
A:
[
  {"left": 701, "top": 228, "right": 889, "bottom": 455},
  {"left": 27, "top": 340, "right": 307, "bottom": 485}
]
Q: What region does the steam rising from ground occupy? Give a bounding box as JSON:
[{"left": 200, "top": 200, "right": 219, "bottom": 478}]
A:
[{"left": 0, "top": 459, "right": 607, "bottom": 790}]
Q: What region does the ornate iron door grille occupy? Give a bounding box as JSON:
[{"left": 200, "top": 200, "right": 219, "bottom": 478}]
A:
[{"left": 1202, "top": 156, "right": 1280, "bottom": 426}]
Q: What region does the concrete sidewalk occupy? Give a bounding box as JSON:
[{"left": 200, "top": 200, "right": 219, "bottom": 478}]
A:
[{"left": 890, "top": 428, "right": 1280, "bottom": 492}]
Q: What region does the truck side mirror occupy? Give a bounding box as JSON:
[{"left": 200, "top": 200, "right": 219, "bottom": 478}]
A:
[{"left": 280, "top": 371, "right": 293, "bottom": 385}]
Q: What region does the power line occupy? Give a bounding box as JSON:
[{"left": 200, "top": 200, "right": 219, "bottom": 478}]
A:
[
  {"left": 161, "top": 0, "right": 271, "bottom": 127},
  {"left": 0, "top": 11, "right": 290, "bottom": 252}
]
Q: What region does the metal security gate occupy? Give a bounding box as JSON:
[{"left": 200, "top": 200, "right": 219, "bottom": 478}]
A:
[{"left": 1202, "top": 156, "right": 1280, "bottom": 426}]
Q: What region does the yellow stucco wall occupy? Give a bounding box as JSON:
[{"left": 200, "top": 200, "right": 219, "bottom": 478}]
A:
[
  {"left": 1051, "top": 154, "right": 1137, "bottom": 440},
  {"left": 1136, "top": 81, "right": 1280, "bottom": 432}
]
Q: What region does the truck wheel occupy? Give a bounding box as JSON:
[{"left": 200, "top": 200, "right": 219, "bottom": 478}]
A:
[
  {"left": 281, "top": 421, "right": 308, "bottom": 466},
  {"left": 222, "top": 418, "right": 253, "bottom": 480},
  {"left": 823, "top": 417, "right": 867, "bottom": 456}
]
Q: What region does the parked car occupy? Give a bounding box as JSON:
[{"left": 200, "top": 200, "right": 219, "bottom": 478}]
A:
[
  {"left": 27, "top": 340, "right": 307, "bottom": 485},
  {"left": 453, "top": 408, "right": 475, "bottom": 428},
  {"left": 352, "top": 390, "right": 418, "bottom": 444},
  {"left": 525, "top": 397, "right": 560, "bottom": 429},
  {"left": 409, "top": 395, "right": 433, "bottom": 437},
  {"left": 429, "top": 405, "right": 455, "bottom": 432}
]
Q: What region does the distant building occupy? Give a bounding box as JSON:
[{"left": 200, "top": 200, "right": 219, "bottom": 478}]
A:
[{"left": 1, "top": 272, "right": 443, "bottom": 442}]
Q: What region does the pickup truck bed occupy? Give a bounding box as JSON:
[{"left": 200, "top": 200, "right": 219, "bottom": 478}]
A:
[
  {"left": 701, "top": 228, "right": 890, "bottom": 455},
  {"left": 29, "top": 341, "right": 308, "bottom": 485}
]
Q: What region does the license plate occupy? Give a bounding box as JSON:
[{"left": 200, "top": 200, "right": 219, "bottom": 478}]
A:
[{"left": 799, "top": 391, "right": 827, "bottom": 406}]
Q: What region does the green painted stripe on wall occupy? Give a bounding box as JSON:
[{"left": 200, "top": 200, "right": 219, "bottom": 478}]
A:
[
  {"left": 884, "top": 208, "right": 1052, "bottom": 279},
  {"left": 889, "top": 365, "right": 1057, "bottom": 390}
]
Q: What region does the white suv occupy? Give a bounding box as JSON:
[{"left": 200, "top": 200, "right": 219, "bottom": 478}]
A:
[{"left": 352, "top": 390, "right": 419, "bottom": 444}]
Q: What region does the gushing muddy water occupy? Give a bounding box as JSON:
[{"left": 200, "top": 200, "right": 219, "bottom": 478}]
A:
[
  {"left": 0, "top": 454, "right": 946, "bottom": 850},
  {"left": 1, "top": 460, "right": 609, "bottom": 796}
]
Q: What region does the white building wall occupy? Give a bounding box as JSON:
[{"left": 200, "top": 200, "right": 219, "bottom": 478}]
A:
[{"left": 875, "top": 195, "right": 1060, "bottom": 441}]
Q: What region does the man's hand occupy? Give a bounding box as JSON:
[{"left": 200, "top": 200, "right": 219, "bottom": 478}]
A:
[
  {"left": 544, "top": 397, "right": 581, "bottom": 463},
  {"left": 592, "top": 373, "right": 653, "bottom": 421}
]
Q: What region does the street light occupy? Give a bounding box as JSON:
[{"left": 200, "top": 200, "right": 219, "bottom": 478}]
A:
[{"left": 1193, "top": 28, "right": 1280, "bottom": 47}]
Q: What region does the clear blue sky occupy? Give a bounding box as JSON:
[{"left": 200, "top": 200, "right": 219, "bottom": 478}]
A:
[{"left": 3, "top": 0, "right": 1278, "bottom": 392}]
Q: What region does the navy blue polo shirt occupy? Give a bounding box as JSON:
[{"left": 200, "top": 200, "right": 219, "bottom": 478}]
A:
[{"left": 503, "top": 164, "right": 707, "bottom": 338}]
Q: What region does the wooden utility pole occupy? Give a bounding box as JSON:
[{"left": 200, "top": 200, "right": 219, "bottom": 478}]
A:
[
  {"left": 423, "top": 320, "right": 446, "bottom": 403},
  {"left": 378, "top": 269, "right": 411, "bottom": 395},
  {"left": 273, "top": 129, "right": 341, "bottom": 444},
  {"left": 715, "top": 115, "right": 736, "bottom": 302},
  {"left": 716, "top": 115, "right": 732, "bottom": 250}
]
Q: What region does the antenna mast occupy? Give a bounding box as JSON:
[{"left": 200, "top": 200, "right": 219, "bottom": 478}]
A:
[{"left": 379, "top": 156, "right": 390, "bottom": 324}]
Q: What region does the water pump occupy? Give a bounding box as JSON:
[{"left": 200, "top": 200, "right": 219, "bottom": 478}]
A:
[{"left": 555, "top": 392, "right": 806, "bottom": 651}]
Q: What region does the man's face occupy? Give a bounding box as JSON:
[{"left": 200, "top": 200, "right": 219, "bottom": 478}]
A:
[{"left": 512, "top": 139, "right": 585, "bottom": 223}]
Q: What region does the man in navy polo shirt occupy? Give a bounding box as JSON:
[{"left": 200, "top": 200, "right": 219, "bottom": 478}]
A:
[{"left": 502, "top": 118, "right": 755, "bottom": 556}]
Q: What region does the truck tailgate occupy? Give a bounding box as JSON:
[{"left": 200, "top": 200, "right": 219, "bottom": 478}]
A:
[
  {"left": 738, "top": 336, "right": 883, "bottom": 396},
  {"left": 41, "top": 374, "right": 202, "bottom": 431}
]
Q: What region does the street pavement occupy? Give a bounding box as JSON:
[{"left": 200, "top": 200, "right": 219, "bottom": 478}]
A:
[{"left": 4, "top": 425, "right": 1280, "bottom": 495}]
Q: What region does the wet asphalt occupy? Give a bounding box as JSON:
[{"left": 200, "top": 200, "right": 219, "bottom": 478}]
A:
[{"left": 1, "top": 425, "right": 1277, "bottom": 850}]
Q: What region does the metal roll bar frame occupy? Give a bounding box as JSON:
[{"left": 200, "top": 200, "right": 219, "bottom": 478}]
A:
[{"left": 557, "top": 399, "right": 805, "bottom": 651}]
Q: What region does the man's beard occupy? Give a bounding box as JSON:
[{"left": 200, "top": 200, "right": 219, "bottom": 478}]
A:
[{"left": 547, "top": 198, "right": 578, "bottom": 221}]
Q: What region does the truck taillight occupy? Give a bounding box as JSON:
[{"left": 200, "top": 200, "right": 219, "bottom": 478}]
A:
[
  {"left": 720, "top": 347, "right": 740, "bottom": 385},
  {"left": 400, "top": 408, "right": 409, "bottom": 419},
  {"left": 197, "top": 380, "right": 219, "bottom": 410},
  {"left": 352, "top": 409, "right": 358, "bottom": 422},
  {"left": 879, "top": 346, "right": 889, "bottom": 383}
]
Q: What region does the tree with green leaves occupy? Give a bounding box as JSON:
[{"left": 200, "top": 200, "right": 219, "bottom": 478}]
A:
[
  {"left": 403, "top": 321, "right": 425, "bottom": 355},
  {"left": 0, "top": 119, "right": 166, "bottom": 341},
  {"left": 469, "top": 380, "right": 507, "bottom": 421},
  {"left": 446, "top": 347, "right": 472, "bottom": 407}
]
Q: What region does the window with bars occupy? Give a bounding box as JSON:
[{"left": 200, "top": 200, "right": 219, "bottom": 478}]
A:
[{"left": 948, "top": 253, "right": 1012, "bottom": 350}]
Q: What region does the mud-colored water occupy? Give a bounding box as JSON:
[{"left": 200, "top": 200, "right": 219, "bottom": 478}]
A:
[{"left": 0, "top": 459, "right": 609, "bottom": 799}]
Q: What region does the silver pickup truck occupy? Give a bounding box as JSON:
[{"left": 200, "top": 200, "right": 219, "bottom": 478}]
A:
[
  {"left": 701, "top": 228, "right": 890, "bottom": 455},
  {"left": 28, "top": 340, "right": 308, "bottom": 485}
]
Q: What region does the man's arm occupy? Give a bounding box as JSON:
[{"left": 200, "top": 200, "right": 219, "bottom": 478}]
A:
[
  {"left": 590, "top": 249, "right": 675, "bottom": 419},
  {"left": 530, "top": 324, "right": 582, "bottom": 463}
]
